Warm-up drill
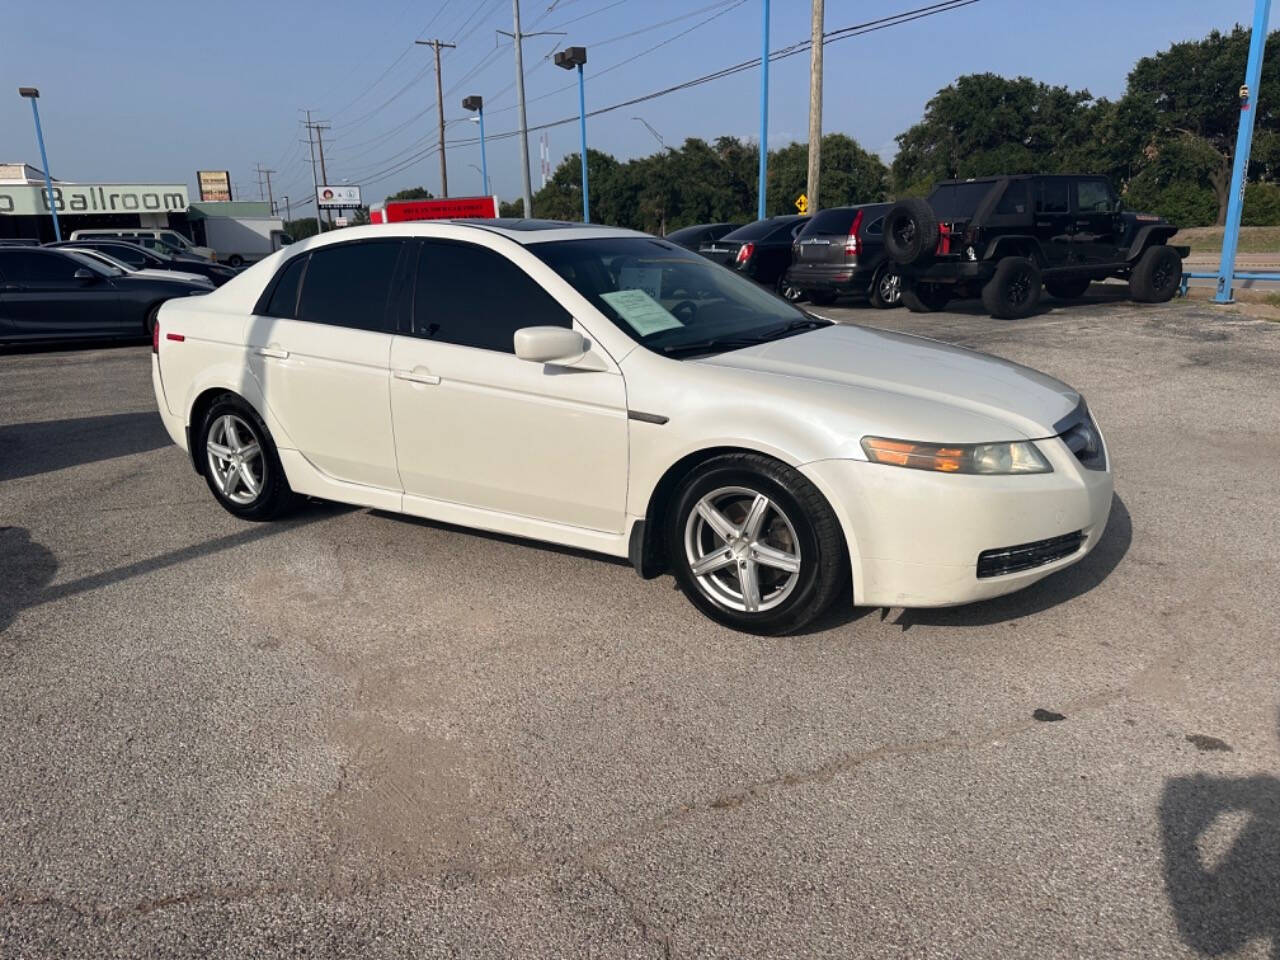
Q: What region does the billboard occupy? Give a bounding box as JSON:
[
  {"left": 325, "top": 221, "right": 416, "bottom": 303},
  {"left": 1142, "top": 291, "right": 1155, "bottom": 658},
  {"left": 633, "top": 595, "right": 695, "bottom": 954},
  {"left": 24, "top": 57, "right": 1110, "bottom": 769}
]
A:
[
  {"left": 370, "top": 195, "right": 498, "bottom": 223},
  {"left": 317, "top": 184, "right": 362, "bottom": 208},
  {"left": 0, "top": 183, "right": 189, "bottom": 216},
  {"left": 197, "top": 170, "right": 232, "bottom": 202}
]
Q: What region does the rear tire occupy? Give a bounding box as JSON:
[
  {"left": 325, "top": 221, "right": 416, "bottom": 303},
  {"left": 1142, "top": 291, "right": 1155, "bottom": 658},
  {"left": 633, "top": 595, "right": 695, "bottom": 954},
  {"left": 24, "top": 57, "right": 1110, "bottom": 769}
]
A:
[
  {"left": 228, "top": 255, "right": 244, "bottom": 268},
  {"left": 1129, "top": 245, "right": 1182, "bottom": 303},
  {"left": 883, "top": 198, "right": 940, "bottom": 266},
  {"left": 199, "top": 395, "right": 297, "bottom": 521},
  {"left": 806, "top": 290, "right": 837, "bottom": 306},
  {"left": 1045, "top": 276, "right": 1092, "bottom": 300},
  {"left": 900, "top": 279, "right": 951, "bottom": 313},
  {"left": 666, "top": 453, "right": 846, "bottom": 635},
  {"left": 777, "top": 276, "right": 806, "bottom": 303},
  {"left": 869, "top": 264, "right": 902, "bottom": 309},
  {"left": 981, "top": 257, "right": 1042, "bottom": 319}
]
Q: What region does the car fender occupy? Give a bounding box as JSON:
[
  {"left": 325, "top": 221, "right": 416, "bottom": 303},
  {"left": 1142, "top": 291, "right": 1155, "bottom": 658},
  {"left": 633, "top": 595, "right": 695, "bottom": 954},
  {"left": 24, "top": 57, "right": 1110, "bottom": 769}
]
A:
[
  {"left": 984, "top": 235, "right": 1047, "bottom": 267},
  {"left": 1125, "top": 224, "right": 1179, "bottom": 262}
]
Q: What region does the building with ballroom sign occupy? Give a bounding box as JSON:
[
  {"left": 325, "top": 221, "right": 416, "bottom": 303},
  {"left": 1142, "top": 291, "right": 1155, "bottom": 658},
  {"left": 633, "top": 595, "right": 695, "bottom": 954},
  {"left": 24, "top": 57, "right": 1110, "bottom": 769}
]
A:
[{"left": 0, "top": 162, "right": 192, "bottom": 243}]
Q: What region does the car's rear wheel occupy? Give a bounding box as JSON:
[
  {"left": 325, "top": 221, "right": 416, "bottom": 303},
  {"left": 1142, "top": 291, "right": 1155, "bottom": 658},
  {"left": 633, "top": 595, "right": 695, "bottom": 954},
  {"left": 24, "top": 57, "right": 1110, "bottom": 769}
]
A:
[
  {"left": 869, "top": 265, "right": 902, "bottom": 309},
  {"left": 1129, "top": 245, "right": 1182, "bottom": 303},
  {"left": 228, "top": 255, "right": 244, "bottom": 268},
  {"left": 806, "top": 290, "right": 837, "bottom": 306},
  {"left": 666, "top": 453, "right": 846, "bottom": 635},
  {"left": 981, "top": 256, "right": 1042, "bottom": 319},
  {"left": 777, "top": 276, "right": 806, "bottom": 303},
  {"left": 1045, "top": 276, "right": 1092, "bottom": 300},
  {"left": 200, "top": 395, "right": 297, "bottom": 521},
  {"left": 900, "top": 279, "right": 952, "bottom": 313}
]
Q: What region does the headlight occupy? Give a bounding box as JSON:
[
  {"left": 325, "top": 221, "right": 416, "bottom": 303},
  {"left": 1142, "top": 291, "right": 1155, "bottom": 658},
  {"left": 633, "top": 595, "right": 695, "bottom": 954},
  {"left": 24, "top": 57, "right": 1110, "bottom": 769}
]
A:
[{"left": 861, "top": 436, "right": 1052, "bottom": 474}]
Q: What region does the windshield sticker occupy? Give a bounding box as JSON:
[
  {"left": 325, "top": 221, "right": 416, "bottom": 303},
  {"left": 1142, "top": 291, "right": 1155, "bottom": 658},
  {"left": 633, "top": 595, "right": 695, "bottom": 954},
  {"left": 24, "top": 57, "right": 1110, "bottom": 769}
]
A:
[
  {"left": 599, "top": 289, "right": 684, "bottom": 337},
  {"left": 618, "top": 266, "right": 664, "bottom": 299}
]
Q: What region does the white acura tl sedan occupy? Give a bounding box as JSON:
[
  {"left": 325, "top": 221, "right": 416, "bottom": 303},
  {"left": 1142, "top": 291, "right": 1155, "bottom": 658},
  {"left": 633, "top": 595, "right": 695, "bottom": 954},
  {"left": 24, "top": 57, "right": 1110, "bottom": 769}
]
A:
[{"left": 151, "top": 220, "right": 1113, "bottom": 634}]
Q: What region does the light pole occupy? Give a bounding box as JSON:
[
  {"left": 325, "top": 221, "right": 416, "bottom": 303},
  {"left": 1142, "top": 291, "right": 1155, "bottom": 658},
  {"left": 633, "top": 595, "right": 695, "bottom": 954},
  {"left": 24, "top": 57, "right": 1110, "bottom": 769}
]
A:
[
  {"left": 468, "top": 164, "right": 489, "bottom": 194},
  {"left": 632, "top": 115, "right": 666, "bottom": 150},
  {"left": 462, "top": 95, "right": 489, "bottom": 197},
  {"left": 555, "top": 46, "right": 589, "bottom": 223},
  {"left": 18, "top": 87, "right": 61, "bottom": 241}
]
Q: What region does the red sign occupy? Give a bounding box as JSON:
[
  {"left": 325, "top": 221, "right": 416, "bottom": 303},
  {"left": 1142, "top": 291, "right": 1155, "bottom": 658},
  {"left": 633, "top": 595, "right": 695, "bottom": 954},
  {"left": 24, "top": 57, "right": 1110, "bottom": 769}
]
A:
[{"left": 373, "top": 196, "right": 499, "bottom": 223}]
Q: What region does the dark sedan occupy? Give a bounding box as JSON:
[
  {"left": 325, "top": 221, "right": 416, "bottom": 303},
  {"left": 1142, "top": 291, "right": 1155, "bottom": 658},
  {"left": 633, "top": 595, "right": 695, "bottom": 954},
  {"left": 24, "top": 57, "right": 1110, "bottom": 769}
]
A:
[
  {"left": 44, "top": 239, "right": 239, "bottom": 287},
  {"left": 783, "top": 203, "right": 900, "bottom": 308},
  {"left": 0, "top": 247, "right": 208, "bottom": 345},
  {"left": 697, "top": 215, "right": 809, "bottom": 301},
  {"left": 664, "top": 222, "right": 742, "bottom": 252}
]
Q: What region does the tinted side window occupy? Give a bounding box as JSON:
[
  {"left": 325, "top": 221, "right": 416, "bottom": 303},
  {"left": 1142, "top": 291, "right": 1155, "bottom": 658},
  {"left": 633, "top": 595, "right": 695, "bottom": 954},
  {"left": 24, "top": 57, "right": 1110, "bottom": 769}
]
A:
[
  {"left": 1076, "top": 180, "right": 1113, "bottom": 213},
  {"left": 996, "top": 181, "right": 1028, "bottom": 214},
  {"left": 2, "top": 252, "right": 79, "bottom": 282},
  {"left": 928, "top": 182, "right": 992, "bottom": 219},
  {"left": 1035, "top": 179, "right": 1069, "bottom": 214},
  {"left": 414, "top": 241, "right": 570, "bottom": 352},
  {"left": 102, "top": 245, "right": 147, "bottom": 268},
  {"left": 264, "top": 255, "right": 307, "bottom": 318},
  {"left": 297, "top": 241, "right": 402, "bottom": 332},
  {"left": 865, "top": 216, "right": 884, "bottom": 236}
]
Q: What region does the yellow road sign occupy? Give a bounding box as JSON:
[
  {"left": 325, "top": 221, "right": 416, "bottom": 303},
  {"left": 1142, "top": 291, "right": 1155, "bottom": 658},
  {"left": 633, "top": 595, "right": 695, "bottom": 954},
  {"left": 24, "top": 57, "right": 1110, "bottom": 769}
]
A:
[{"left": 795, "top": 193, "right": 808, "bottom": 215}]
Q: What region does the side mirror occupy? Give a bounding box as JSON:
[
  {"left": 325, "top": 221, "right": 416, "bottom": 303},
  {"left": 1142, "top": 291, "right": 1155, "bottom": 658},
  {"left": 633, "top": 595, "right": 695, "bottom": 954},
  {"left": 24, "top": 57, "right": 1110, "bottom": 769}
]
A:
[
  {"left": 73, "top": 268, "right": 98, "bottom": 283},
  {"left": 514, "top": 326, "right": 587, "bottom": 364}
]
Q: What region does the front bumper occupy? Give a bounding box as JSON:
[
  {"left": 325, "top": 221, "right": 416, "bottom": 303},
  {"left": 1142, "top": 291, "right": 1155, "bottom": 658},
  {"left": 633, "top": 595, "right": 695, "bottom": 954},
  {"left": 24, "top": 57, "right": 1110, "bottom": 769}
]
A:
[{"left": 800, "top": 436, "right": 1114, "bottom": 608}]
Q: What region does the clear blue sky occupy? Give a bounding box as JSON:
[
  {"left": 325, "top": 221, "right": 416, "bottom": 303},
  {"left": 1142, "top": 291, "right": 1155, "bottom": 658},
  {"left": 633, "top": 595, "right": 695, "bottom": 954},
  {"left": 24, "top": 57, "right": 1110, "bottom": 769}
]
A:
[{"left": 0, "top": 0, "right": 1256, "bottom": 213}]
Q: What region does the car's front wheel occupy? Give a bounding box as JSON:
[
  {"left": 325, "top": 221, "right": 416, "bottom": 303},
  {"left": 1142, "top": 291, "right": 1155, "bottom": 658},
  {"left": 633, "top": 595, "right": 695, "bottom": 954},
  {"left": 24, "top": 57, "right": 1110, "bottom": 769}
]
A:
[
  {"left": 200, "top": 395, "right": 297, "bottom": 521},
  {"left": 1129, "top": 245, "right": 1182, "bottom": 303},
  {"left": 667, "top": 453, "right": 846, "bottom": 634}
]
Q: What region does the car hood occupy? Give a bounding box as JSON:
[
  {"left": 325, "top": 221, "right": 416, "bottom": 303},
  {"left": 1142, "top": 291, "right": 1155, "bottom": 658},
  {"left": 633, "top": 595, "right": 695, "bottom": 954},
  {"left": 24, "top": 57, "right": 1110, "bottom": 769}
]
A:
[
  {"left": 134, "top": 268, "right": 211, "bottom": 285},
  {"left": 697, "top": 323, "right": 1079, "bottom": 439}
]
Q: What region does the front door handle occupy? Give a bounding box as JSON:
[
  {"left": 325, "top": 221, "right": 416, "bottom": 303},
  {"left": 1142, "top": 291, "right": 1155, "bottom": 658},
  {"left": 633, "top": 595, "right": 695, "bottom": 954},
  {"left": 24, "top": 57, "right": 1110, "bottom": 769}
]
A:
[
  {"left": 254, "top": 346, "right": 289, "bottom": 359},
  {"left": 394, "top": 367, "right": 440, "bottom": 385}
]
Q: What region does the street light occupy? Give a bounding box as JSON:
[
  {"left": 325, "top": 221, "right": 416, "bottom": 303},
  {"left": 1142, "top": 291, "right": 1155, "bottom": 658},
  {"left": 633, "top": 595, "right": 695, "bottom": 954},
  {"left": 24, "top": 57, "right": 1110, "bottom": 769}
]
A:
[
  {"left": 462, "top": 95, "right": 489, "bottom": 201},
  {"left": 18, "top": 86, "right": 61, "bottom": 241},
  {"left": 468, "top": 164, "right": 489, "bottom": 195},
  {"left": 554, "top": 46, "right": 589, "bottom": 223}
]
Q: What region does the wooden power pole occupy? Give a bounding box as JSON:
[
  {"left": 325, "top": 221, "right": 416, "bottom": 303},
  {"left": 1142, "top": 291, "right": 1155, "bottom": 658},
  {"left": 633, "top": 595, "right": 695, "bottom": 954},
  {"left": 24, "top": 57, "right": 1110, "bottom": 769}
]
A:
[
  {"left": 806, "top": 0, "right": 825, "bottom": 213},
  {"left": 417, "top": 39, "right": 456, "bottom": 197}
]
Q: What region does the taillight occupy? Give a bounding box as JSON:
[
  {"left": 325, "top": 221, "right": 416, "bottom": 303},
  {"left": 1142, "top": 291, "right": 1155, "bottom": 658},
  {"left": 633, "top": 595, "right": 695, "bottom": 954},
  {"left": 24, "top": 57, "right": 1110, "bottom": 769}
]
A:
[
  {"left": 845, "top": 209, "right": 865, "bottom": 257},
  {"left": 735, "top": 242, "right": 755, "bottom": 265},
  {"left": 152, "top": 317, "right": 160, "bottom": 353}
]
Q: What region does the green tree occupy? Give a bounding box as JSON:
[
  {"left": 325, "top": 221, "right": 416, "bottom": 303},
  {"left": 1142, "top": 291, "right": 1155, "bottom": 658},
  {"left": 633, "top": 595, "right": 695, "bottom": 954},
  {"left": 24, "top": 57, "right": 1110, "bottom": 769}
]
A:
[
  {"left": 386, "top": 186, "right": 435, "bottom": 201},
  {"left": 768, "top": 134, "right": 888, "bottom": 214}
]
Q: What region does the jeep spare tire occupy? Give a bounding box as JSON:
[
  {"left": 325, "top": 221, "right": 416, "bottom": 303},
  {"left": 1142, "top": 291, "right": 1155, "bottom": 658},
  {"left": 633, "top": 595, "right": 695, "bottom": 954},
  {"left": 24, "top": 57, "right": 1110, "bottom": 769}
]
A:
[{"left": 883, "top": 198, "right": 941, "bottom": 266}]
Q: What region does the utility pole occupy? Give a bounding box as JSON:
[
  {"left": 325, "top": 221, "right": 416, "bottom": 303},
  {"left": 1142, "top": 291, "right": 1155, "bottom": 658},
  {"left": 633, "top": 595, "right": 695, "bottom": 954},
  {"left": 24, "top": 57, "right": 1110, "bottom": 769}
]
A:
[
  {"left": 497, "top": 1, "right": 558, "bottom": 217},
  {"left": 255, "top": 163, "right": 276, "bottom": 212},
  {"left": 806, "top": 0, "right": 824, "bottom": 213},
  {"left": 281, "top": 195, "right": 292, "bottom": 223},
  {"left": 308, "top": 116, "right": 334, "bottom": 226},
  {"left": 302, "top": 110, "right": 325, "bottom": 235},
  {"left": 416, "top": 39, "right": 456, "bottom": 197}
]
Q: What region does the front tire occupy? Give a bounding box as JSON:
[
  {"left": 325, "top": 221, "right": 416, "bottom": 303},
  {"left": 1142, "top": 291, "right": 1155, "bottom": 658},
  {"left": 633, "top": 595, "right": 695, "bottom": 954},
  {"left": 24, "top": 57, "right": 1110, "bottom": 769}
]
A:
[
  {"left": 981, "top": 256, "right": 1042, "bottom": 319},
  {"left": 199, "top": 395, "right": 297, "bottom": 521},
  {"left": 1129, "top": 245, "right": 1182, "bottom": 303},
  {"left": 666, "top": 453, "right": 846, "bottom": 635}
]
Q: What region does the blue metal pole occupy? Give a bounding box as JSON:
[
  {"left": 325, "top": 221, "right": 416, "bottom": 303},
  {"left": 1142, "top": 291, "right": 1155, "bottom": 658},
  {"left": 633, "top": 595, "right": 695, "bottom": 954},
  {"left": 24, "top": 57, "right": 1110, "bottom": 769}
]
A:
[
  {"left": 577, "top": 63, "right": 589, "bottom": 223},
  {"left": 757, "top": 0, "right": 770, "bottom": 220},
  {"left": 1215, "top": 0, "right": 1272, "bottom": 303},
  {"left": 29, "top": 98, "right": 61, "bottom": 241},
  {"left": 478, "top": 105, "right": 490, "bottom": 196}
]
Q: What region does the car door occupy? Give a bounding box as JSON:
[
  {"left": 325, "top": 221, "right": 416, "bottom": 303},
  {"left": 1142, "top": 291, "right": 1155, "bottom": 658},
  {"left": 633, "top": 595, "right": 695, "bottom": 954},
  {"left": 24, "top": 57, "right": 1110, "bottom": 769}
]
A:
[
  {"left": 244, "top": 239, "right": 405, "bottom": 491},
  {"left": 0, "top": 250, "right": 122, "bottom": 338},
  {"left": 1031, "top": 178, "right": 1074, "bottom": 267},
  {"left": 389, "top": 238, "right": 629, "bottom": 533},
  {"left": 1072, "top": 178, "right": 1125, "bottom": 264}
]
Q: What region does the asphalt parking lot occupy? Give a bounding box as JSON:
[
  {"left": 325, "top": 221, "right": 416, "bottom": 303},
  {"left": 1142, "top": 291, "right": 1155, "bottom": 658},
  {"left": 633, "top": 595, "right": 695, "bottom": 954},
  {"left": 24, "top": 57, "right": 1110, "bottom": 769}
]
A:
[{"left": 2, "top": 289, "right": 1279, "bottom": 958}]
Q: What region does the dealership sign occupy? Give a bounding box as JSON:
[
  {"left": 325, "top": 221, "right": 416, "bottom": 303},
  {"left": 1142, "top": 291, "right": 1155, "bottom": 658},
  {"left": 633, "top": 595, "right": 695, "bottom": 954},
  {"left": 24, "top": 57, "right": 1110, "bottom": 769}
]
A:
[
  {"left": 0, "top": 183, "right": 189, "bottom": 216},
  {"left": 370, "top": 195, "right": 499, "bottom": 223},
  {"left": 197, "top": 170, "right": 232, "bottom": 202},
  {"left": 317, "top": 184, "right": 362, "bottom": 208}
]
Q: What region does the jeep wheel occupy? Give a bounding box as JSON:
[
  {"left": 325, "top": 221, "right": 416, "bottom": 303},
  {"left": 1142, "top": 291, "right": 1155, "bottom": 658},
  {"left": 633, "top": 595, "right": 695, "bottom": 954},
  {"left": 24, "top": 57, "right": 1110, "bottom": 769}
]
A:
[
  {"left": 883, "top": 198, "right": 940, "bottom": 266},
  {"left": 1045, "top": 277, "right": 1092, "bottom": 300},
  {"left": 981, "top": 257, "right": 1042, "bottom": 319},
  {"left": 1129, "top": 245, "right": 1182, "bottom": 303},
  {"left": 900, "top": 279, "right": 951, "bottom": 313}
]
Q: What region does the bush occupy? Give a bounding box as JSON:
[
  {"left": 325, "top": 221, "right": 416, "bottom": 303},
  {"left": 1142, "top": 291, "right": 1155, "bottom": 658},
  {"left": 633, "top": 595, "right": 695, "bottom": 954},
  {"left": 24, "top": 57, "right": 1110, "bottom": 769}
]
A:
[
  {"left": 1242, "top": 181, "right": 1280, "bottom": 225},
  {"left": 1124, "top": 177, "right": 1217, "bottom": 227}
]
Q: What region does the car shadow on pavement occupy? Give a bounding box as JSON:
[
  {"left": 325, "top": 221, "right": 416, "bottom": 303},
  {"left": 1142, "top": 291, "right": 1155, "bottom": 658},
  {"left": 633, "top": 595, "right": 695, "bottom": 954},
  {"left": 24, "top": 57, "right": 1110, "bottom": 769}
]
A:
[
  {"left": 918, "top": 284, "right": 1133, "bottom": 320},
  {"left": 0, "top": 411, "right": 170, "bottom": 482},
  {"left": 1160, "top": 709, "right": 1280, "bottom": 960},
  {"left": 889, "top": 492, "right": 1131, "bottom": 630}
]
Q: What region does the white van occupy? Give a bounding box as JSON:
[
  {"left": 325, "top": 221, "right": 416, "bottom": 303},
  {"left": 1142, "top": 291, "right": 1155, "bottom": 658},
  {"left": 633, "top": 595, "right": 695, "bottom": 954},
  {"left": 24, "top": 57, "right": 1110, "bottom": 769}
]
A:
[{"left": 68, "top": 228, "right": 216, "bottom": 262}]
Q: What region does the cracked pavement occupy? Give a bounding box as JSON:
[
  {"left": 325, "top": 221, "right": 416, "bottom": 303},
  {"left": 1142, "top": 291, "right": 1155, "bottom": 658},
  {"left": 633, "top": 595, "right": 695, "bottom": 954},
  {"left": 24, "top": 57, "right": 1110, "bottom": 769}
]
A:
[{"left": 2, "top": 289, "right": 1279, "bottom": 958}]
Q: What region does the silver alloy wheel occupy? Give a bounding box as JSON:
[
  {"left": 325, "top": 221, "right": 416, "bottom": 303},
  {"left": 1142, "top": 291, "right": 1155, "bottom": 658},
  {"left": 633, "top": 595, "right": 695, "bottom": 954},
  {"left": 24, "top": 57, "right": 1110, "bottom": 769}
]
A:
[
  {"left": 684, "top": 485, "right": 802, "bottom": 613},
  {"left": 205, "top": 413, "right": 265, "bottom": 506},
  {"left": 878, "top": 269, "right": 901, "bottom": 304}
]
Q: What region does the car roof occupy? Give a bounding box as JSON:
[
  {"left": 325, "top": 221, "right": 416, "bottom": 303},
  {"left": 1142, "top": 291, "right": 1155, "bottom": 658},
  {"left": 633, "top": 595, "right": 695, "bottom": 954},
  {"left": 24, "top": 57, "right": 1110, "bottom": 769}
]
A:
[{"left": 288, "top": 219, "right": 650, "bottom": 251}]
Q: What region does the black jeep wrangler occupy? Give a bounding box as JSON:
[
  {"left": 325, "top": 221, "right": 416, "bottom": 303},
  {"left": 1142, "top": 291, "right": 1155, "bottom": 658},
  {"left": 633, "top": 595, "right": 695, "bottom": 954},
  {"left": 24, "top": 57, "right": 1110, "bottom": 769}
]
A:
[{"left": 881, "top": 175, "right": 1190, "bottom": 319}]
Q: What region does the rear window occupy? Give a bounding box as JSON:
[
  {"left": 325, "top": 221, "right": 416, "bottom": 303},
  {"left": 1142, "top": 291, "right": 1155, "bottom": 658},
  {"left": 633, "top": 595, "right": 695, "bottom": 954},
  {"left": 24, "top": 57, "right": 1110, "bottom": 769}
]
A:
[
  {"left": 721, "top": 218, "right": 802, "bottom": 243},
  {"left": 927, "top": 182, "right": 994, "bottom": 219},
  {"left": 800, "top": 208, "right": 861, "bottom": 236}
]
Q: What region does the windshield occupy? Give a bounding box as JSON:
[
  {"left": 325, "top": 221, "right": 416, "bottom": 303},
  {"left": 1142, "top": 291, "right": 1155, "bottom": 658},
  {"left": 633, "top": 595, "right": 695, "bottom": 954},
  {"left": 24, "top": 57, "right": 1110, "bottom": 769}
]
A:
[
  {"left": 160, "top": 231, "right": 194, "bottom": 250},
  {"left": 67, "top": 248, "right": 134, "bottom": 273},
  {"left": 63, "top": 250, "right": 123, "bottom": 277},
  {"left": 527, "top": 237, "right": 826, "bottom": 357}
]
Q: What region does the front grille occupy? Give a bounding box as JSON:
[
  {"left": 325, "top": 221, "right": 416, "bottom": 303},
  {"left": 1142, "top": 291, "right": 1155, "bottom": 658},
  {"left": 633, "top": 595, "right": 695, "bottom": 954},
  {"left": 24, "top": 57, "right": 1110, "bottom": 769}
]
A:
[{"left": 977, "top": 531, "right": 1085, "bottom": 579}]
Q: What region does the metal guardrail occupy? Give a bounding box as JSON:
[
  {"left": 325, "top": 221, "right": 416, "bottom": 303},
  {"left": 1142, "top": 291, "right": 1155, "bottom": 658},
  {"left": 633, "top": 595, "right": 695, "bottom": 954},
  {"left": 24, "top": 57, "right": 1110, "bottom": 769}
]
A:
[{"left": 1181, "top": 270, "right": 1280, "bottom": 297}]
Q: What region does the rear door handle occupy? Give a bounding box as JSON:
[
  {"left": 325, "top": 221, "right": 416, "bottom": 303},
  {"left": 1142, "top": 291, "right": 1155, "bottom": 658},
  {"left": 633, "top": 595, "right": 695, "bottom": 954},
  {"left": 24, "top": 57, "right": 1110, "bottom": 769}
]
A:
[
  {"left": 254, "top": 346, "right": 289, "bottom": 359},
  {"left": 394, "top": 367, "right": 440, "bottom": 385}
]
